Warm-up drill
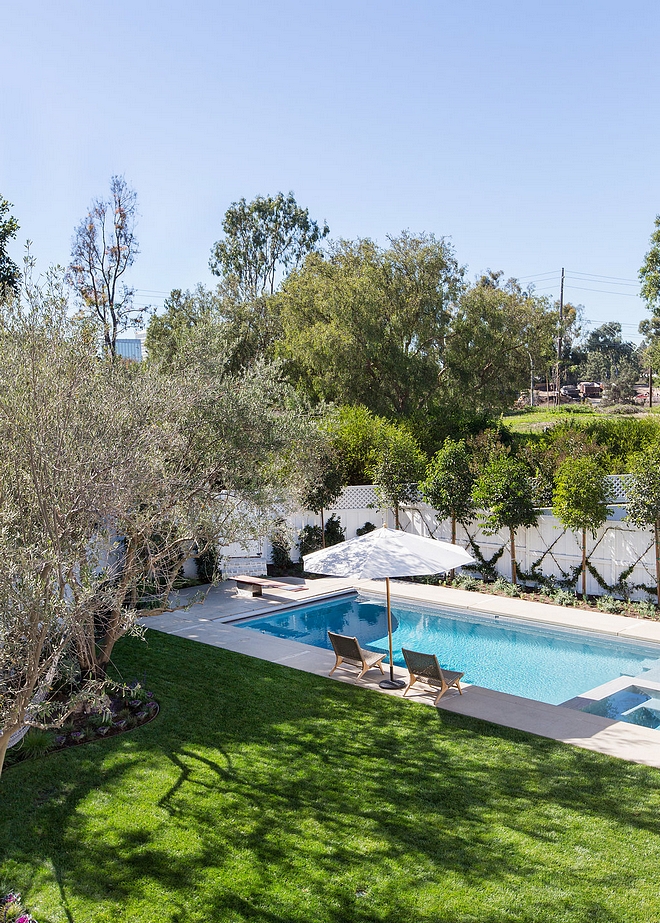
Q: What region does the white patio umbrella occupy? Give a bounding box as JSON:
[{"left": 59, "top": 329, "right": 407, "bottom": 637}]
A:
[{"left": 303, "top": 525, "right": 475, "bottom": 688}]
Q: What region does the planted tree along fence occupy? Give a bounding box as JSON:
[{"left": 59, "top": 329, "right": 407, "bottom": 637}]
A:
[{"left": 222, "top": 478, "right": 658, "bottom": 601}]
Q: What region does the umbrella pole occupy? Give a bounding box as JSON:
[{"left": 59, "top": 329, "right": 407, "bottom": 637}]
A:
[{"left": 379, "top": 577, "right": 405, "bottom": 690}]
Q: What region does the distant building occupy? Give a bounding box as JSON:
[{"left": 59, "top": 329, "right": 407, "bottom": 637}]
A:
[{"left": 114, "top": 338, "right": 143, "bottom": 361}]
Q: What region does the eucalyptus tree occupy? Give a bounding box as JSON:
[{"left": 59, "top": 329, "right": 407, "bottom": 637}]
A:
[
  {"left": 210, "top": 192, "right": 329, "bottom": 301},
  {"left": 68, "top": 175, "right": 142, "bottom": 356}
]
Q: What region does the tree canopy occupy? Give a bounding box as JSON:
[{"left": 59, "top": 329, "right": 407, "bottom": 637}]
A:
[
  {"left": 145, "top": 286, "right": 219, "bottom": 368},
  {"left": 472, "top": 454, "right": 538, "bottom": 584},
  {"left": 640, "top": 215, "right": 660, "bottom": 314},
  {"left": 441, "top": 274, "right": 558, "bottom": 416},
  {"left": 552, "top": 456, "right": 612, "bottom": 596},
  {"left": 420, "top": 438, "right": 475, "bottom": 542},
  {"left": 0, "top": 194, "right": 21, "bottom": 300},
  {"left": 0, "top": 265, "right": 323, "bottom": 774},
  {"left": 209, "top": 192, "right": 329, "bottom": 301},
  {"left": 626, "top": 441, "right": 660, "bottom": 605},
  {"left": 276, "top": 233, "right": 465, "bottom": 418},
  {"left": 68, "top": 175, "right": 142, "bottom": 356}
]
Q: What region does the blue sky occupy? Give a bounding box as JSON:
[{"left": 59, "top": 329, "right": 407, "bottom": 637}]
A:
[{"left": 2, "top": 1, "right": 659, "bottom": 341}]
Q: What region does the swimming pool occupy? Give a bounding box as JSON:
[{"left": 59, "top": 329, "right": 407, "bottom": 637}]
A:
[{"left": 239, "top": 593, "right": 660, "bottom": 706}]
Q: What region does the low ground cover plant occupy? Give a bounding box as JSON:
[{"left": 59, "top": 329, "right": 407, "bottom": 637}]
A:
[{"left": 3, "top": 684, "right": 158, "bottom": 771}]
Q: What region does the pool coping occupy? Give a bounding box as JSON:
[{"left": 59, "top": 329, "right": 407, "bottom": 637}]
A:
[{"left": 140, "top": 578, "right": 660, "bottom": 770}]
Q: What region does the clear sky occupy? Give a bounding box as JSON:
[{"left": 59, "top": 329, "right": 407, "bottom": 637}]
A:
[{"left": 2, "top": 0, "right": 659, "bottom": 342}]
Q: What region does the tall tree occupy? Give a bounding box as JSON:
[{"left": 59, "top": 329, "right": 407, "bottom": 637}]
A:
[
  {"left": 625, "top": 441, "right": 660, "bottom": 606},
  {"left": 552, "top": 457, "right": 612, "bottom": 597},
  {"left": 68, "top": 175, "right": 142, "bottom": 356},
  {"left": 276, "top": 234, "right": 464, "bottom": 418},
  {"left": 0, "top": 194, "right": 21, "bottom": 300},
  {"left": 640, "top": 215, "right": 660, "bottom": 314},
  {"left": 209, "top": 192, "right": 329, "bottom": 301},
  {"left": 472, "top": 454, "right": 538, "bottom": 585},
  {"left": 0, "top": 265, "right": 320, "bottom": 776},
  {"left": 441, "top": 275, "right": 557, "bottom": 416}
]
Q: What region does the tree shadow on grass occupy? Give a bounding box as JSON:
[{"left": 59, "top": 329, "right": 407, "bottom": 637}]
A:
[{"left": 2, "top": 629, "right": 660, "bottom": 922}]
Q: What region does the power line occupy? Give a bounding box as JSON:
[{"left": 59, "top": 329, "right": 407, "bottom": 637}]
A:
[
  {"left": 566, "top": 270, "right": 640, "bottom": 285},
  {"left": 564, "top": 284, "right": 641, "bottom": 298}
]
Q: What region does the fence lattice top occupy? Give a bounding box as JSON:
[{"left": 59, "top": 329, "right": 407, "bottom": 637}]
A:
[{"left": 330, "top": 478, "right": 632, "bottom": 512}]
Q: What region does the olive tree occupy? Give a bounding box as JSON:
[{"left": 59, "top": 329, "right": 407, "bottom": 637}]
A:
[
  {"left": 472, "top": 454, "right": 538, "bottom": 585},
  {"left": 552, "top": 457, "right": 612, "bottom": 598},
  {"left": 0, "top": 264, "right": 319, "bottom": 776},
  {"left": 626, "top": 441, "right": 660, "bottom": 606}
]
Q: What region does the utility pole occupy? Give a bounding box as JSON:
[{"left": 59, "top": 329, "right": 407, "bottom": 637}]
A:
[
  {"left": 555, "top": 267, "right": 565, "bottom": 405},
  {"left": 650, "top": 364, "right": 654, "bottom": 409}
]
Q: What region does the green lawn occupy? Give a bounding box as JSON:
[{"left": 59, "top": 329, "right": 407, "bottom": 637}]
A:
[
  {"left": 3, "top": 631, "right": 660, "bottom": 923},
  {"left": 503, "top": 407, "right": 599, "bottom": 433}
]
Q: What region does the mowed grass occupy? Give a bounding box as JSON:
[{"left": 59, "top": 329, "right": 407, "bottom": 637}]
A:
[{"left": 3, "top": 632, "right": 660, "bottom": 922}]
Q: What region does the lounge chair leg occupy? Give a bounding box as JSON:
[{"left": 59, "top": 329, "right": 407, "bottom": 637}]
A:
[
  {"left": 434, "top": 687, "right": 447, "bottom": 705},
  {"left": 328, "top": 656, "right": 342, "bottom": 677},
  {"left": 403, "top": 676, "right": 417, "bottom": 697}
]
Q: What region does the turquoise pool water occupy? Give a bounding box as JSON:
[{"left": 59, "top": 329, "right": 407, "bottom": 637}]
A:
[
  {"left": 240, "top": 593, "right": 660, "bottom": 706},
  {"left": 581, "top": 686, "right": 660, "bottom": 728}
]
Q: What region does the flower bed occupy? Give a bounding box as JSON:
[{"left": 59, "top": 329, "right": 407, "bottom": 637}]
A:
[
  {"left": 1, "top": 892, "right": 37, "bottom": 922},
  {"left": 4, "top": 685, "right": 159, "bottom": 770}
]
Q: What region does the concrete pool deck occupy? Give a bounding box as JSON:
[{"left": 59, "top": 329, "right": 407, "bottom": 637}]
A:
[{"left": 140, "top": 578, "right": 660, "bottom": 770}]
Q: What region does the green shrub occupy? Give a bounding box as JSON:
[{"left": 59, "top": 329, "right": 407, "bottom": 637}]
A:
[
  {"left": 270, "top": 526, "right": 293, "bottom": 571},
  {"left": 601, "top": 404, "right": 643, "bottom": 415},
  {"left": 492, "top": 577, "right": 520, "bottom": 597},
  {"left": 356, "top": 521, "right": 377, "bottom": 536},
  {"left": 596, "top": 595, "right": 623, "bottom": 614},
  {"left": 553, "top": 589, "right": 576, "bottom": 607},
  {"left": 324, "top": 513, "right": 345, "bottom": 547},
  {"left": 454, "top": 574, "right": 481, "bottom": 591},
  {"left": 298, "top": 524, "right": 323, "bottom": 557},
  {"left": 196, "top": 543, "right": 218, "bottom": 584},
  {"left": 631, "top": 599, "right": 659, "bottom": 619}
]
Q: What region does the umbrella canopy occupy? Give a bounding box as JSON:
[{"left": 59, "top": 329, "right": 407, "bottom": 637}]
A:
[
  {"left": 303, "top": 525, "right": 474, "bottom": 579},
  {"left": 303, "top": 526, "right": 475, "bottom": 689}
]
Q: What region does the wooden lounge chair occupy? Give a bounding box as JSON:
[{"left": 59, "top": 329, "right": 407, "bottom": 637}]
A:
[
  {"left": 401, "top": 648, "right": 464, "bottom": 704},
  {"left": 327, "top": 631, "right": 386, "bottom": 682}
]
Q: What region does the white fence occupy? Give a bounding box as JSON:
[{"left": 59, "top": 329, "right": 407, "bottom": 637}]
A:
[{"left": 218, "top": 481, "right": 658, "bottom": 600}]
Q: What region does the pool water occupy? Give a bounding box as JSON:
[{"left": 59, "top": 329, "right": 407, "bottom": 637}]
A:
[
  {"left": 581, "top": 686, "right": 660, "bottom": 729},
  {"left": 240, "top": 593, "right": 660, "bottom": 706}
]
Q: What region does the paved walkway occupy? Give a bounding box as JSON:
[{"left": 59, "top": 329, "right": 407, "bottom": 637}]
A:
[{"left": 141, "top": 578, "right": 660, "bottom": 770}]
